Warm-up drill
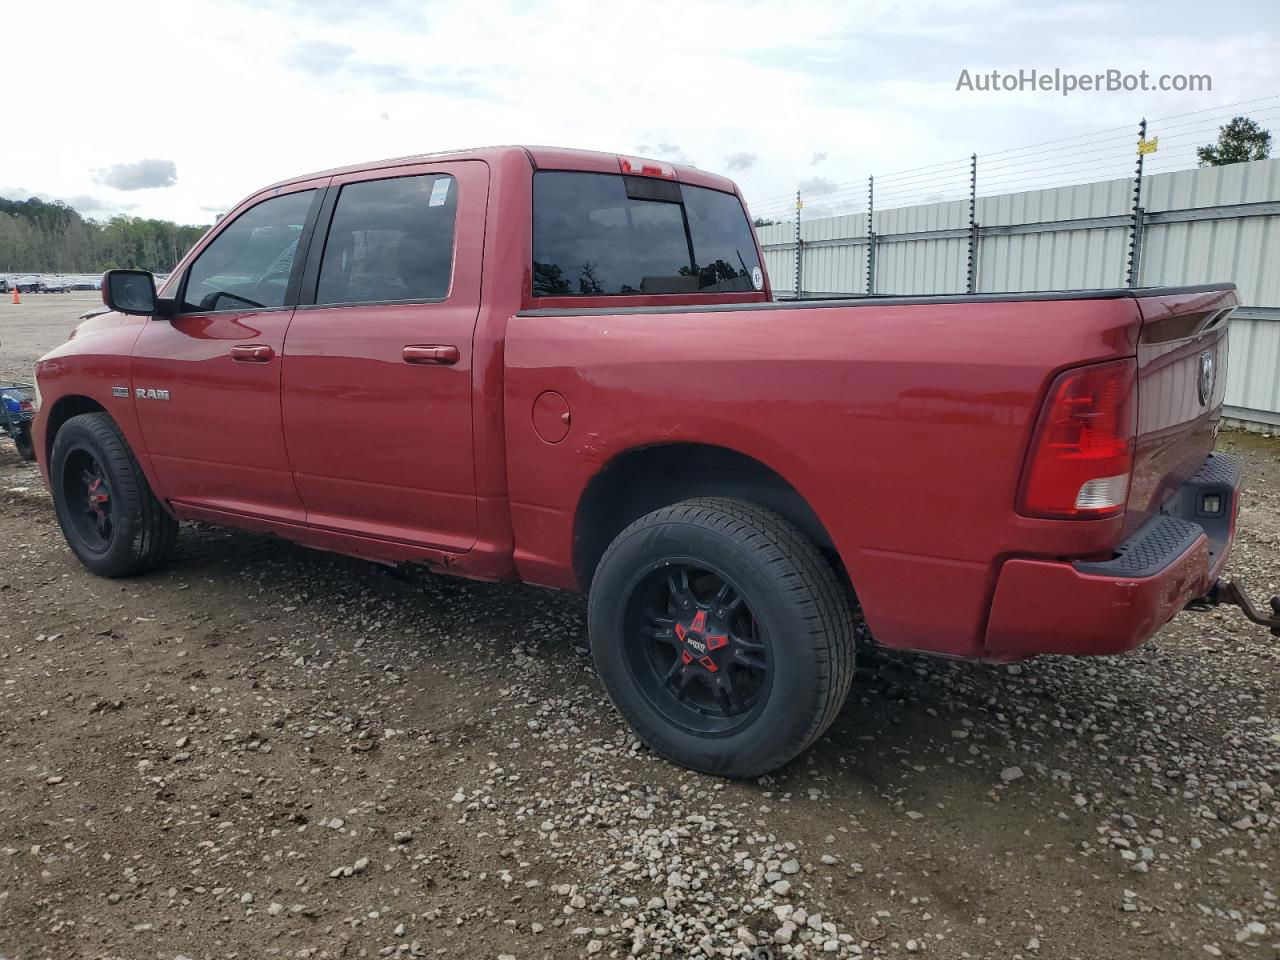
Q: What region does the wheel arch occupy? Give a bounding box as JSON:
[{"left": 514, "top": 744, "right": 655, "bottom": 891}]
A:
[
  {"left": 42, "top": 395, "right": 108, "bottom": 464},
  {"left": 41, "top": 395, "right": 171, "bottom": 515},
  {"left": 572, "top": 442, "right": 844, "bottom": 592}
]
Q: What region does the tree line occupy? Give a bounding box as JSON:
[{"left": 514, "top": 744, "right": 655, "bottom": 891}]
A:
[{"left": 0, "top": 196, "right": 209, "bottom": 274}]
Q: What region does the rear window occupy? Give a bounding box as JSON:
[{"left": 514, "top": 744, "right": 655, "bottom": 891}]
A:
[{"left": 532, "top": 172, "right": 762, "bottom": 297}]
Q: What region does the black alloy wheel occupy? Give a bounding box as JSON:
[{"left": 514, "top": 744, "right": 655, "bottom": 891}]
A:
[
  {"left": 626, "top": 561, "right": 771, "bottom": 736},
  {"left": 61, "top": 447, "right": 115, "bottom": 551},
  {"left": 589, "top": 498, "right": 856, "bottom": 778},
  {"left": 49, "top": 412, "right": 177, "bottom": 577}
]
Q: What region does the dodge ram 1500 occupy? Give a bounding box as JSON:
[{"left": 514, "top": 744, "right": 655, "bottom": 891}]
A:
[{"left": 33, "top": 146, "right": 1272, "bottom": 776}]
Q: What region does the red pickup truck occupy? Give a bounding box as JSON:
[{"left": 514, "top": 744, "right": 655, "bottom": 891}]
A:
[{"left": 32, "top": 146, "right": 1265, "bottom": 777}]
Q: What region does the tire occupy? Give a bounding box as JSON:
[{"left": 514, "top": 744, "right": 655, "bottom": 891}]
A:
[
  {"left": 588, "top": 497, "right": 856, "bottom": 778},
  {"left": 50, "top": 412, "right": 178, "bottom": 577},
  {"left": 13, "top": 423, "right": 35, "bottom": 461}
]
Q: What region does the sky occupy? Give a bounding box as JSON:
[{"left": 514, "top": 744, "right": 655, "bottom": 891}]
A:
[{"left": 2, "top": 0, "right": 1277, "bottom": 225}]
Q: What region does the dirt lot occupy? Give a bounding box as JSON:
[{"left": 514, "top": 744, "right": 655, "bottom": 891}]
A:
[{"left": 1, "top": 295, "right": 1277, "bottom": 960}]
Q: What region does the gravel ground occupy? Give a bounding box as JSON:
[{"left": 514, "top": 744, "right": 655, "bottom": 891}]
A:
[{"left": 1, "top": 296, "right": 1277, "bottom": 960}]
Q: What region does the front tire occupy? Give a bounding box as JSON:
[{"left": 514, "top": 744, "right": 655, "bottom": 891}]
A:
[
  {"left": 588, "top": 498, "right": 855, "bottom": 778},
  {"left": 50, "top": 412, "right": 178, "bottom": 577}
]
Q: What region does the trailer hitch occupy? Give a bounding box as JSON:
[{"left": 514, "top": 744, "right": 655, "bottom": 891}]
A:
[{"left": 1186, "top": 579, "right": 1280, "bottom": 636}]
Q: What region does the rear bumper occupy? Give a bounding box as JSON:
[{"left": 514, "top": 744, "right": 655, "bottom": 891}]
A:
[{"left": 984, "top": 453, "right": 1241, "bottom": 657}]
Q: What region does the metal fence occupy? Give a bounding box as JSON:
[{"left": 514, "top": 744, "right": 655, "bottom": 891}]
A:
[{"left": 751, "top": 117, "right": 1280, "bottom": 429}]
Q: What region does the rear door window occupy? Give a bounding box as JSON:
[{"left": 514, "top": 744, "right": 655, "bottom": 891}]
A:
[
  {"left": 532, "top": 172, "right": 761, "bottom": 297},
  {"left": 316, "top": 174, "right": 457, "bottom": 305}
]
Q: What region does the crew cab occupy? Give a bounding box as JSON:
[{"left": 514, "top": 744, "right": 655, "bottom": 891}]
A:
[{"left": 32, "top": 146, "right": 1257, "bottom": 777}]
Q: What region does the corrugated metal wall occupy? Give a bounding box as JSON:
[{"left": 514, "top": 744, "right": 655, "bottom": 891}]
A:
[{"left": 756, "top": 157, "right": 1280, "bottom": 427}]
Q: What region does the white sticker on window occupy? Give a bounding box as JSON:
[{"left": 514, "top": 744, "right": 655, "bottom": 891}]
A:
[
  {"left": 752, "top": 266, "right": 764, "bottom": 291},
  {"left": 428, "top": 178, "right": 451, "bottom": 207}
]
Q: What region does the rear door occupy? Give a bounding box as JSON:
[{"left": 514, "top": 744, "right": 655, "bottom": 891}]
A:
[
  {"left": 132, "top": 183, "right": 323, "bottom": 522},
  {"left": 280, "top": 161, "right": 487, "bottom": 552}
]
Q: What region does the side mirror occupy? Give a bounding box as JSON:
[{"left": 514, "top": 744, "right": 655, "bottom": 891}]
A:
[{"left": 102, "top": 269, "right": 158, "bottom": 316}]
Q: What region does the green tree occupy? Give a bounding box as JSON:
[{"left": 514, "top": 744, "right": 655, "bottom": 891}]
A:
[
  {"left": 0, "top": 196, "right": 207, "bottom": 273},
  {"left": 1197, "top": 116, "right": 1272, "bottom": 167}
]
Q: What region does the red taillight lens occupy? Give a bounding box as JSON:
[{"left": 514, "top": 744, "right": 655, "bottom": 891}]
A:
[
  {"left": 1019, "top": 358, "right": 1136, "bottom": 519},
  {"left": 617, "top": 155, "right": 677, "bottom": 179}
]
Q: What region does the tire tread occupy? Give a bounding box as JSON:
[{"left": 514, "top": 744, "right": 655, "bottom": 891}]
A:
[
  {"left": 592, "top": 497, "right": 856, "bottom": 776},
  {"left": 52, "top": 413, "right": 177, "bottom": 576}
]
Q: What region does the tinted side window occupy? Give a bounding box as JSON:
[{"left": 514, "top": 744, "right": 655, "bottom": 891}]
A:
[
  {"left": 316, "top": 174, "right": 457, "bottom": 305},
  {"left": 532, "top": 172, "right": 761, "bottom": 297},
  {"left": 182, "top": 190, "right": 314, "bottom": 312}
]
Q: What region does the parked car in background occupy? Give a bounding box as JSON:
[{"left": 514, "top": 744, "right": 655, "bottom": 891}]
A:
[
  {"left": 30, "top": 146, "right": 1266, "bottom": 777},
  {"left": 41, "top": 277, "right": 72, "bottom": 293}
]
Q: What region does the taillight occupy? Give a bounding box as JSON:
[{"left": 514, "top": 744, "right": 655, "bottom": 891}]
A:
[
  {"left": 617, "top": 155, "right": 676, "bottom": 179},
  {"left": 1018, "top": 358, "right": 1136, "bottom": 519}
]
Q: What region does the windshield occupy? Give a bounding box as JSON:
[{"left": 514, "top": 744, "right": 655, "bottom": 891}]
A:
[{"left": 532, "top": 171, "right": 762, "bottom": 297}]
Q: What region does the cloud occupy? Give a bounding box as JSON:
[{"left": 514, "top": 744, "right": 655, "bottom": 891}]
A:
[
  {"left": 286, "top": 39, "right": 354, "bottom": 75},
  {"left": 725, "top": 152, "right": 757, "bottom": 171},
  {"left": 636, "top": 142, "right": 698, "bottom": 166},
  {"left": 347, "top": 62, "right": 486, "bottom": 96},
  {"left": 798, "top": 176, "right": 838, "bottom": 196},
  {"left": 93, "top": 159, "right": 178, "bottom": 191},
  {"left": 0, "top": 188, "right": 136, "bottom": 219},
  {"left": 284, "top": 40, "right": 490, "bottom": 97},
  {"left": 810, "top": 152, "right": 827, "bottom": 166},
  {"left": 63, "top": 194, "right": 132, "bottom": 218},
  {"left": 6, "top": 0, "right": 1273, "bottom": 224}
]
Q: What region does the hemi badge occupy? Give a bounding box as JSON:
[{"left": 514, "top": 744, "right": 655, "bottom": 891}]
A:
[{"left": 112, "top": 386, "right": 129, "bottom": 398}]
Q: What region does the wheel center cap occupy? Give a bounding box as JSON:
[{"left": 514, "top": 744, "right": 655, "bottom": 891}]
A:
[
  {"left": 674, "top": 608, "right": 729, "bottom": 671},
  {"left": 87, "top": 478, "right": 110, "bottom": 517}
]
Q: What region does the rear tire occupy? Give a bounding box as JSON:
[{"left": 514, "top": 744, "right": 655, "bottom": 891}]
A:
[
  {"left": 588, "top": 497, "right": 855, "bottom": 778},
  {"left": 50, "top": 412, "right": 178, "bottom": 577},
  {"left": 13, "top": 423, "right": 35, "bottom": 461}
]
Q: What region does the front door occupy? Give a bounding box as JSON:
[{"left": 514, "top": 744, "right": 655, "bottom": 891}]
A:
[
  {"left": 131, "top": 184, "right": 323, "bottom": 523},
  {"left": 281, "top": 162, "right": 487, "bottom": 553}
]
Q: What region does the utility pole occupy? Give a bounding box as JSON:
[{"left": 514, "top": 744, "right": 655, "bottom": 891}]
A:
[
  {"left": 966, "top": 153, "right": 979, "bottom": 294},
  {"left": 865, "top": 175, "right": 876, "bottom": 295},
  {"left": 1127, "top": 118, "right": 1148, "bottom": 288},
  {"left": 793, "top": 190, "right": 802, "bottom": 298}
]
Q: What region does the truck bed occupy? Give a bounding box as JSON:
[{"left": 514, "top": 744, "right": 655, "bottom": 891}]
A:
[{"left": 506, "top": 282, "right": 1237, "bottom": 657}]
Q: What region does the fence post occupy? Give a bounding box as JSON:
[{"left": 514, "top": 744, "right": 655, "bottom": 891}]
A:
[
  {"left": 966, "top": 153, "right": 979, "bottom": 293},
  {"left": 1127, "top": 118, "right": 1147, "bottom": 288},
  {"left": 865, "top": 175, "right": 876, "bottom": 295},
  {"left": 793, "top": 190, "right": 803, "bottom": 298}
]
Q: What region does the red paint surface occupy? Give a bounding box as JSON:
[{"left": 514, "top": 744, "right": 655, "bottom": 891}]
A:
[
  {"left": 32, "top": 146, "right": 1240, "bottom": 659},
  {"left": 984, "top": 533, "right": 1220, "bottom": 657}
]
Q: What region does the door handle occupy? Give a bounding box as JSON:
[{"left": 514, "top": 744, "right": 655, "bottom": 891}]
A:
[
  {"left": 230, "top": 344, "right": 274, "bottom": 362},
  {"left": 403, "top": 344, "right": 460, "bottom": 365}
]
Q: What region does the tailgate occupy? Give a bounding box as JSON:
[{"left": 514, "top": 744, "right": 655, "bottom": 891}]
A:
[{"left": 1127, "top": 286, "right": 1238, "bottom": 535}]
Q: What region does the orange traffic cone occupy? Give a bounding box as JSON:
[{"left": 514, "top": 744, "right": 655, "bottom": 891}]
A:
[{"left": 10, "top": 286, "right": 18, "bottom": 304}]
